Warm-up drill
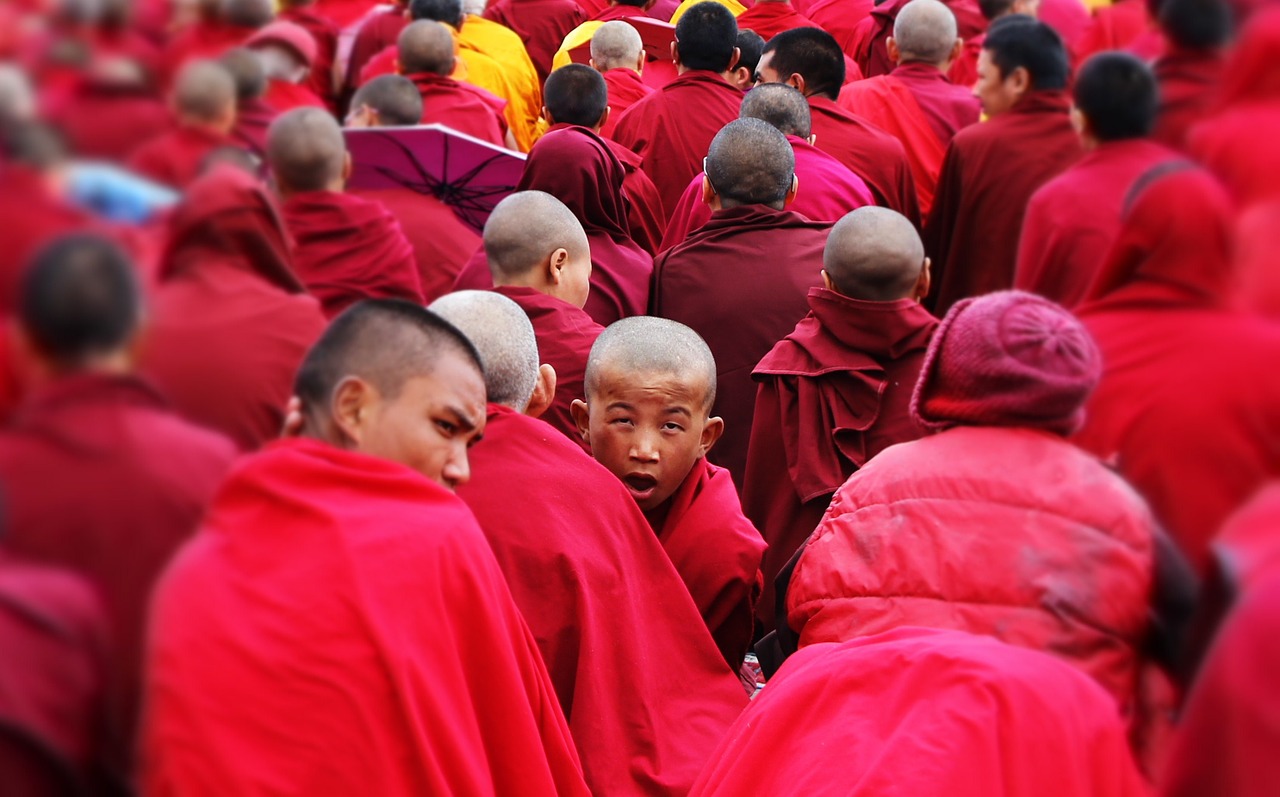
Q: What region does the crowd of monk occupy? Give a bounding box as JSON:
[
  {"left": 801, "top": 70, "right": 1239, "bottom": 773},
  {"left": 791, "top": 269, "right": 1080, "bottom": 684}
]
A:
[{"left": 1, "top": 0, "right": 1278, "bottom": 793}]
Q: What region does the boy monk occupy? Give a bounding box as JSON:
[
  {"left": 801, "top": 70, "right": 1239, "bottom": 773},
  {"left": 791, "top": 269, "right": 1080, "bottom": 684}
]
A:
[
  {"left": 573, "top": 317, "right": 766, "bottom": 670},
  {"left": 128, "top": 59, "right": 237, "bottom": 190}
]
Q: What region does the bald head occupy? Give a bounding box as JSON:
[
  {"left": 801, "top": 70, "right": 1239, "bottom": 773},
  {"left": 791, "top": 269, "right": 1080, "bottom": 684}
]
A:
[
  {"left": 586, "top": 317, "right": 717, "bottom": 409},
  {"left": 267, "top": 107, "right": 346, "bottom": 193},
  {"left": 399, "top": 19, "right": 456, "bottom": 76},
  {"left": 173, "top": 60, "right": 236, "bottom": 124},
  {"left": 484, "top": 191, "right": 589, "bottom": 280},
  {"left": 740, "top": 83, "right": 811, "bottom": 138},
  {"left": 220, "top": 0, "right": 273, "bottom": 27},
  {"left": 220, "top": 48, "right": 267, "bottom": 101},
  {"left": 590, "top": 20, "right": 643, "bottom": 72},
  {"left": 823, "top": 207, "right": 927, "bottom": 301},
  {"left": 350, "top": 74, "right": 423, "bottom": 126},
  {"left": 894, "top": 0, "right": 959, "bottom": 65},
  {"left": 705, "top": 117, "right": 795, "bottom": 209},
  {"left": 430, "top": 291, "right": 540, "bottom": 410}
]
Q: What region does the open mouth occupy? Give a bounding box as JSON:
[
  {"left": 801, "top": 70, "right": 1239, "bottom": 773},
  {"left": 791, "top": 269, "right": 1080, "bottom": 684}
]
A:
[{"left": 623, "top": 473, "right": 659, "bottom": 500}]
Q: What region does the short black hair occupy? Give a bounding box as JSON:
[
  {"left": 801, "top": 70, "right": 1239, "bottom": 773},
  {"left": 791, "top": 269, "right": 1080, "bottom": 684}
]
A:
[
  {"left": 543, "top": 64, "right": 608, "bottom": 127},
  {"left": 1159, "top": 0, "right": 1233, "bottom": 50},
  {"left": 760, "top": 27, "right": 845, "bottom": 101},
  {"left": 982, "top": 16, "right": 1069, "bottom": 91},
  {"left": 1073, "top": 52, "right": 1158, "bottom": 141},
  {"left": 674, "top": 1, "right": 739, "bottom": 73},
  {"left": 409, "top": 0, "right": 463, "bottom": 27},
  {"left": 706, "top": 117, "right": 795, "bottom": 207},
  {"left": 19, "top": 234, "right": 142, "bottom": 366},
  {"left": 978, "top": 0, "right": 1015, "bottom": 21},
  {"left": 351, "top": 74, "right": 424, "bottom": 126},
  {"left": 736, "top": 29, "right": 766, "bottom": 76},
  {"left": 615, "top": 0, "right": 647, "bottom": 6}
]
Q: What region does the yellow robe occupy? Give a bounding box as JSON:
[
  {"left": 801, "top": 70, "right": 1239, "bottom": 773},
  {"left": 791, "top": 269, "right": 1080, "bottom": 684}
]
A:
[
  {"left": 457, "top": 15, "right": 543, "bottom": 151},
  {"left": 668, "top": 0, "right": 745, "bottom": 25}
]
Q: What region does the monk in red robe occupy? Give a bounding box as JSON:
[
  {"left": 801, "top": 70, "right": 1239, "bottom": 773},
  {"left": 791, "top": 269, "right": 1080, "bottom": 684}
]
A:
[
  {"left": 142, "top": 300, "right": 591, "bottom": 796},
  {"left": 735, "top": 0, "right": 819, "bottom": 40},
  {"left": 429, "top": 291, "right": 747, "bottom": 796},
  {"left": 1151, "top": 0, "right": 1230, "bottom": 151},
  {"left": 924, "top": 17, "right": 1081, "bottom": 315},
  {"left": 454, "top": 125, "right": 654, "bottom": 326},
  {"left": 589, "top": 20, "right": 655, "bottom": 140},
  {"left": 0, "top": 236, "right": 237, "bottom": 765},
  {"left": 269, "top": 108, "right": 424, "bottom": 317},
  {"left": 805, "top": 0, "right": 875, "bottom": 57},
  {"left": 159, "top": 0, "right": 272, "bottom": 85},
  {"left": 757, "top": 28, "right": 921, "bottom": 225},
  {"left": 343, "top": 0, "right": 407, "bottom": 95},
  {"left": 128, "top": 60, "right": 239, "bottom": 190},
  {"left": 43, "top": 60, "right": 172, "bottom": 164},
  {"left": 246, "top": 20, "right": 330, "bottom": 111},
  {"left": 1074, "top": 0, "right": 1162, "bottom": 64},
  {"left": 652, "top": 119, "right": 831, "bottom": 489},
  {"left": 573, "top": 317, "right": 766, "bottom": 670},
  {"left": 219, "top": 47, "right": 278, "bottom": 159},
  {"left": 611, "top": 2, "right": 745, "bottom": 221},
  {"left": 1017, "top": 53, "right": 1179, "bottom": 308},
  {"left": 278, "top": 0, "right": 341, "bottom": 107},
  {"left": 744, "top": 208, "right": 937, "bottom": 630},
  {"left": 1075, "top": 166, "right": 1280, "bottom": 572},
  {"left": 689, "top": 629, "right": 1150, "bottom": 797},
  {"left": 662, "top": 84, "right": 873, "bottom": 251},
  {"left": 484, "top": 0, "right": 586, "bottom": 80},
  {"left": 851, "top": 0, "right": 986, "bottom": 82},
  {"left": 838, "top": 0, "right": 981, "bottom": 216},
  {"left": 397, "top": 20, "right": 513, "bottom": 148},
  {"left": 145, "top": 166, "right": 327, "bottom": 452}
]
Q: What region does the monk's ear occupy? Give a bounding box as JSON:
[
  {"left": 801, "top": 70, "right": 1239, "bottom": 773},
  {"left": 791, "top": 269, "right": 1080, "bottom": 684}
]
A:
[
  {"left": 726, "top": 46, "right": 740, "bottom": 74},
  {"left": 701, "top": 174, "right": 717, "bottom": 207},
  {"left": 596, "top": 105, "right": 610, "bottom": 132},
  {"left": 949, "top": 38, "right": 964, "bottom": 68},
  {"left": 394, "top": 58, "right": 403, "bottom": 76},
  {"left": 916, "top": 257, "right": 932, "bottom": 302},
  {"left": 541, "top": 105, "right": 553, "bottom": 125},
  {"left": 886, "top": 37, "right": 901, "bottom": 65},
  {"left": 670, "top": 40, "right": 680, "bottom": 67},
  {"left": 820, "top": 269, "right": 835, "bottom": 292},
  {"left": 548, "top": 247, "right": 570, "bottom": 284},
  {"left": 698, "top": 414, "right": 725, "bottom": 457},
  {"left": 1008, "top": 66, "right": 1031, "bottom": 98},
  {"left": 784, "top": 174, "right": 798, "bottom": 207},
  {"left": 789, "top": 73, "right": 807, "bottom": 95},
  {"left": 570, "top": 398, "right": 592, "bottom": 445},
  {"left": 341, "top": 152, "right": 352, "bottom": 184},
  {"left": 634, "top": 51, "right": 645, "bottom": 75},
  {"left": 525, "top": 363, "right": 557, "bottom": 419},
  {"left": 332, "top": 376, "right": 377, "bottom": 446},
  {"left": 806, "top": 133, "right": 816, "bottom": 146}
]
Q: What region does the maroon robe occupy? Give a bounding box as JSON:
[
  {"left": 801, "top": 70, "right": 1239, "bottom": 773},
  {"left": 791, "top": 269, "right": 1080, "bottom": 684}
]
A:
[
  {"left": 406, "top": 71, "right": 509, "bottom": 147},
  {"left": 145, "top": 167, "right": 327, "bottom": 452},
  {"left": 159, "top": 20, "right": 255, "bottom": 86},
  {"left": 231, "top": 97, "right": 279, "bottom": 158},
  {"left": 734, "top": 1, "right": 819, "bottom": 40},
  {"left": 0, "top": 165, "right": 97, "bottom": 314},
  {"left": 282, "top": 190, "right": 424, "bottom": 317},
  {"left": 601, "top": 67, "right": 653, "bottom": 141},
  {"left": 343, "top": 6, "right": 406, "bottom": 93},
  {"left": 743, "top": 287, "right": 937, "bottom": 628},
  {"left": 456, "top": 405, "right": 747, "bottom": 797},
  {"left": 1015, "top": 138, "right": 1180, "bottom": 308},
  {"left": 279, "top": 6, "right": 340, "bottom": 107},
  {"left": 611, "top": 70, "right": 744, "bottom": 223},
  {"left": 924, "top": 90, "right": 1082, "bottom": 315},
  {"left": 263, "top": 78, "right": 329, "bottom": 112},
  {"left": 483, "top": 0, "right": 586, "bottom": 81},
  {"left": 1073, "top": 0, "right": 1160, "bottom": 66},
  {"left": 127, "top": 125, "right": 234, "bottom": 190},
  {"left": 44, "top": 78, "right": 173, "bottom": 164},
  {"left": 0, "top": 373, "right": 237, "bottom": 753},
  {"left": 806, "top": 0, "right": 876, "bottom": 57},
  {"left": 651, "top": 205, "right": 831, "bottom": 487},
  {"left": 1153, "top": 47, "right": 1226, "bottom": 151},
  {"left": 807, "top": 95, "right": 922, "bottom": 226},
  {"left": 851, "top": 0, "right": 985, "bottom": 79}
]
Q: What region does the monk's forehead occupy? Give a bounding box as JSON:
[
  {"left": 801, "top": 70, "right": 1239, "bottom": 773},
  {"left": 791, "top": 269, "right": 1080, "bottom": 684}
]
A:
[{"left": 589, "top": 362, "right": 713, "bottom": 404}]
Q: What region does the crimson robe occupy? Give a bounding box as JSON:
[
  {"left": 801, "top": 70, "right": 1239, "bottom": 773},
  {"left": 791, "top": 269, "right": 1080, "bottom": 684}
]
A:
[
  {"left": 611, "top": 70, "right": 744, "bottom": 223},
  {"left": 231, "top": 97, "right": 279, "bottom": 158},
  {"left": 924, "top": 90, "right": 1082, "bottom": 315},
  {"left": 405, "top": 71, "right": 509, "bottom": 148},
  {"left": 344, "top": 7, "right": 406, "bottom": 93},
  {"left": 0, "top": 374, "right": 237, "bottom": 755},
  {"left": 851, "top": 0, "right": 985, "bottom": 79},
  {"left": 1233, "top": 200, "right": 1280, "bottom": 318},
  {"left": 661, "top": 135, "right": 873, "bottom": 252},
  {"left": 734, "top": 1, "right": 818, "bottom": 40},
  {"left": 483, "top": 0, "right": 586, "bottom": 81},
  {"left": 279, "top": 6, "right": 340, "bottom": 107},
  {"left": 1215, "top": 484, "right": 1280, "bottom": 596},
  {"left": 457, "top": 406, "right": 747, "bottom": 796},
  {"left": 142, "top": 438, "right": 591, "bottom": 796},
  {"left": 1153, "top": 47, "right": 1226, "bottom": 151},
  {"left": 313, "top": 0, "right": 383, "bottom": 28},
  {"left": 652, "top": 205, "right": 831, "bottom": 487},
  {"left": 0, "top": 165, "right": 97, "bottom": 314},
  {"left": 1040, "top": 0, "right": 1090, "bottom": 49},
  {"left": 127, "top": 125, "right": 233, "bottom": 190},
  {"left": 145, "top": 167, "right": 327, "bottom": 452},
  {"left": 806, "top": 0, "right": 876, "bottom": 58},
  {"left": 808, "top": 95, "right": 922, "bottom": 225},
  {"left": 601, "top": 67, "right": 653, "bottom": 141},
  {"left": 159, "top": 20, "right": 255, "bottom": 86},
  {"left": 492, "top": 286, "right": 603, "bottom": 448},
  {"left": 743, "top": 287, "right": 937, "bottom": 629},
  {"left": 1015, "top": 138, "right": 1179, "bottom": 308},
  {"left": 282, "top": 190, "right": 424, "bottom": 317},
  {"left": 688, "top": 628, "right": 1150, "bottom": 797},
  {"left": 263, "top": 78, "right": 329, "bottom": 112},
  {"left": 1073, "top": 0, "right": 1159, "bottom": 65},
  {"left": 44, "top": 79, "right": 173, "bottom": 164}
]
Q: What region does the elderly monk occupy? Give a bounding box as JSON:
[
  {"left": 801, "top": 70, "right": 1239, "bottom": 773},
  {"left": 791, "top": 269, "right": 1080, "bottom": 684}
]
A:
[
  {"left": 345, "top": 74, "right": 483, "bottom": 301},
  {"left": 0, "top": 236, "right": 237, "bottom": 765},
  {"left": 573, "top": 317, "right": 766, "bottom": 670},
  {"left": 611, "top": 2, "right": 744, "bottom": 221},
  {"left": 838, "top": 0, "right": 981, "bottom": 216},
  {"left": 924, "top": 16, "right": 1081, "bottom": 315},
  {"left": 221, "top": 47, "right": 278, "bottom": 158},
  {"left": 662, "top": 84, "right": 873, "bottom": 251},
  {"left": 1152, "top": 0, "right": 1230, "bottom": 151},
  {"left": 432, "top": 291, "right": 745, "bottom": 796},
  {"left": 128, "top": 60, "right": 237, "bottom": 190},
  {"left": 1016, "top": 53, "right": 1179, "bottom": 308},
  {"left": 652, "top": 118, "right": 830, "bottom": 488},
  {"left": 744, "top": 207, "right": 937, "bottom": 631},
  {"left": 484, "top": 0, "right": 585, "bottom": 81},
  {"left": 268, "top": 108, "right": 424, "bottom": 317},
  {"left": 142, "top": 300, "right": 591, "bottom": 796},
  {"left": 590, "top": 21, "right": 653, "bottom": 139},
  {"left": 145, "top": 166, "right": 327, "bottom": 452},
  {"left": 757, "top": 28, "right": 920, "bottom": 225},
  {"left": 245, "top": 20, "right": 328, "bottom": 111}
]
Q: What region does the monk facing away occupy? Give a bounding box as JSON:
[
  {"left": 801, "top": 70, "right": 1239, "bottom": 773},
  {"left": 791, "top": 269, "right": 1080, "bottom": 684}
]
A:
[
  {"left": 573, "top": 317, "right": 766, "bottom": 671},
  {"left": 430, "top": 291, "right": 748, "bottom": 797},
  {"left": 142, "top": 300, "right": 591, "bottom": 796},
  {"left": 1151, "top": 0, "right": 1231, "bottom": 151},
  {"left": 744, "top": 207, "right": 938, "bottom": 632},
  {"left": 589, "top": 20, "right": 653, "bottom": 140},
  {"left": 221, "top": 47, "right": 278, "bottom": 159},
  {"left": 128, "top": 59, "right": 238, "bottom": 190},
  {"left": 267, "top": 107, "right": 425, "bottom": 317}
]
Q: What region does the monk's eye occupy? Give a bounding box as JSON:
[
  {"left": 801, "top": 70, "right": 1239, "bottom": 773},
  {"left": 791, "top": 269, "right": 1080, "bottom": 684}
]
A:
[
  {"left": 662, "top": 422, "right": 685, "bottom": 432},
  {"left": 609, "top": 417, "right": 634, "bottom": 427},
  {"left": 435, "top": 419, "right": 458, "bottom": 436}
]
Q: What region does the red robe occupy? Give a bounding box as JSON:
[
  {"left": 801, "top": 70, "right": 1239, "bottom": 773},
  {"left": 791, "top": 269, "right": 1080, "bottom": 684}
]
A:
[
  {"left": 456, "top": 406, "right": 747, "bottom": 796},
  {"left": 611, "top": 70, "right": 744, "bottom": 223},
  {"left": 1040, "top": 0, "right": 1090, "bottom": 50},
  {"left": 734, "top": 1, "right": 818, "bottom": 41},
  {"left": 492, "top": 286, "right": 603, "bottom": 449},
  {"left": 279, "top": 6, "right": 341, "bottom": 107},
  {"left": 127, "top": 125, "right": 233, "bottom": 190},
  {"left": 0, "top": 374, "right": 237, "bottom": 753},
  {"left": 1232, "top": 199, "right": 1280, "bottom": 319},
  {"left": 142, "top": 438, "right": 590, "bottom": 796},
  {"left": 0, "top": 165, "right": 97, "bottom": 314},
  {"left": 282, "top": 190, "right": 424, "bottom": 317},
  {"left": 1214, "top": 483, "right": 1280, "bottom": 596},
  {"left": 808, "top": 95, "right": 922, "bottom": 226},
  {"left": 660, "top": 135, "right": 873, "bottom": 252},
  {"left": 313, "top": 0, "right": 384, "bottom": 29},
  {"left": 924, "top": 90, "right": 1082, "bottom": 316},
  {"left": 688, "top": 628, "right": 1150, "bottom": 797},
  {"left": 1074, "top": 0, "right": 1160, "bottom": 65},
  {"left": 145, "top": 166, "right": 327, "bottom": 452},
  {"left": 651, "top": 205, "right": 831, "bottom": 487},
  {"left": 406, "top": 71, "right": 509, "bottom": 148},
  {"left": 743, "top": 287, "right": 937, "bottom": 629},
  {"left": 344, "top": 7, "right": 406, "bottom": 93},
  {"left": 1153, "top": 47, "right": 1226, "bottom": 151},
  {"left": 1015, "top": 138, "right": 1180, "bottom": 308},
  {"left": 601, "top": 67, "right": 653, "bottom": 141},
  {"left": 263, "top": 78, "right": 329, "bottom": 112},
  {"left": 484, "top": 0, "right": 586, "bottom": 81},
  {"left": 159, "top": 20, "right": 255, "bottom": 86},
  {"left": 231, "top": 97, "right": 279, "bottom": 158},
  {"left": 44, "top": 79, "right": 173, "bottom": 164},
  {"left": 805, "top": 0, "right": 875, "bottom": 57},
  {"left": 851, "top": 0, "right": 986, "bottom": 80}
]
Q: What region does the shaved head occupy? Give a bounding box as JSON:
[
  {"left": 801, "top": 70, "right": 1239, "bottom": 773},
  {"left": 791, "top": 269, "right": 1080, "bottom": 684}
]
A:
[
  {"left": 823, "top": 207, "right": 926, "bottom": 301},
  {"left": 740, "top": 83, "right": 811, "bottom": 138},
  {"left": 220, "top": 47, "right": 267, "bottom": 101},
  {"left": 220, "top": 0, "right": 273, "bottom": 27},
  {"left": 484, "top": 191, "right": 589, "bottom": 280},
  {"left": 590, "top": 20, "right": 643, "bottom": 71},
  {"left": 398, "top": 19, "right": 456, "bottom": 76},
  {"left": 894, "top": 0, "right": 959, "bottom": 64},
  {"left": 586, "top": 317, "right": 717, "bottom": 409},
  {"left": 351, "top": 74, "right": 423, "bottom": 126},
  {"left": 267, "top": 107, "right": 345, "bottom": 193},
  {"left": 430, "top": 291, "right": 540, "bottom": 410},
  {"left": 706, "top": 117, "right": 795, "bottom": 208},
  {"left": 173, "top": 60, "right": 236, "bottom": 123}
]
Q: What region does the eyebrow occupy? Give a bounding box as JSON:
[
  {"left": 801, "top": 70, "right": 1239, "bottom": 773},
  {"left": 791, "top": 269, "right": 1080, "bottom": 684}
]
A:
[
  {"left": 442, "top": 405, "right": 479, "bottom": 433},
  {"left": 605, "top": 401, "right": 635, "bottom": 412},
  {"left": 664, "top": 406, "right": 693, "bottom": 418}
]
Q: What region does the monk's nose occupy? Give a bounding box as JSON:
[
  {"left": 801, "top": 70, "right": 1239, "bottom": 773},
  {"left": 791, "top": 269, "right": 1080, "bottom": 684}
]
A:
[
  {"left": 442, "top": 447, "right": 471, "bottom": 489},
  {"left": 630, "top": 432, "right": 660, "bottom": 462}
]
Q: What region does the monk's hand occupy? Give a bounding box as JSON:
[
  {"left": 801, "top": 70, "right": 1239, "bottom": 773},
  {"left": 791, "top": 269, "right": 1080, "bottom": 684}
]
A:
[{"left": 280, "top": 397, "right": 305, "bottom": 439}]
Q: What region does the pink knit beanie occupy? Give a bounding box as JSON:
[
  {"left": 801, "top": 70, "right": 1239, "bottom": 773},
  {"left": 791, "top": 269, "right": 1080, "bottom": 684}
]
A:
[{"left": 910, "top": 291, "right": 1101, "bottom": 435}]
